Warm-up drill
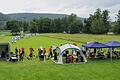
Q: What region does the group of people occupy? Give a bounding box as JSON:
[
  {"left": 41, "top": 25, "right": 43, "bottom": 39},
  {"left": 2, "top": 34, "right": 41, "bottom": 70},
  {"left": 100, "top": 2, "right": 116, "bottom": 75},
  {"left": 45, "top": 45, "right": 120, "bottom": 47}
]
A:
[
  {"left": 11, "top": 36, "right": 21, "bottom": 43},
  {"left": 11, "top": 43, "right": 86, "bottom": 63},
  {"left": 14, "top": 46, "right": 58, "bottom": 61},
  {"left": 11, "top": 34, "right": 32, "bottom": 43},
  {"left": 64, "top": 49, "right": 84, "bottom": 63}
]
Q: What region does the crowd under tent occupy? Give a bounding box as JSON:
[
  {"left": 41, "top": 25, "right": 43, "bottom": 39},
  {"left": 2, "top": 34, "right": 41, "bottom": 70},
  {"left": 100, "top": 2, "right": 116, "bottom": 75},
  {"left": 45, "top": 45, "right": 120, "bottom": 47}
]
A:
[
  {"left": 83, "top": 42, "right": 108, "bottom": 58},
  {"left": 53, "top": 44, "right": 87, "bottom": 64},
  {"left": 105, "top": 41, "right": 120, "bottom": 59},
  {"left": 0, "top": 43, "right": 10, "bottom": 60}
]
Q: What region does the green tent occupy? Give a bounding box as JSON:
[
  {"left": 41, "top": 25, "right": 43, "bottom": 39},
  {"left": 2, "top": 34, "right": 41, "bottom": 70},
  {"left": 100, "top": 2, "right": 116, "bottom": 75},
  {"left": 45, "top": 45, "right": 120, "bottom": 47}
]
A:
[{"left": 0, "top": 42, "right": 10, "bottom": 59}]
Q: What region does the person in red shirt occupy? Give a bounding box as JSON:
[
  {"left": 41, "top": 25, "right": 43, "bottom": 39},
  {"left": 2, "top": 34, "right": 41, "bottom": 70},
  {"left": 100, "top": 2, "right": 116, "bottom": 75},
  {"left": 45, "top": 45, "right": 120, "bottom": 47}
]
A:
[
  {"left": 29, "top": 47, "right": 34, "bottom": 59},
  {"left": 21, "top": 47, "right": 26, "bottom": 56},
  {"left": 19, "top": 47, "right": 25, "bottom": 61}
]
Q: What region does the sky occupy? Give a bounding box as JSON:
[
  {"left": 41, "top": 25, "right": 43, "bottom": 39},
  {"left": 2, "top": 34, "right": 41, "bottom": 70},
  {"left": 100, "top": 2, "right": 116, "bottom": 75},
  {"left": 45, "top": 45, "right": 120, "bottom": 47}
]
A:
[{"left": 0, "top": 0, "right": 120, "bottom": 21}]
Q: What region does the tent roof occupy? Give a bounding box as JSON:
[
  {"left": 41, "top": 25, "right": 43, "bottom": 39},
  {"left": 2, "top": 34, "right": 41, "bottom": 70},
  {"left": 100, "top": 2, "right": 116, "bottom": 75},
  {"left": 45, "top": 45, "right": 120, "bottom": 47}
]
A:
[
  {"left": 83, "top": 42, "right": 108, "bottom": 48},
  {"left": 59, "top": 44, "right": 81, "bottom": 53},
  {"left": 0, "top": 42, "right": 9, "bottom": 45},
  {"left": 105, "top": 41, "right": 120, "bottom": 48}
]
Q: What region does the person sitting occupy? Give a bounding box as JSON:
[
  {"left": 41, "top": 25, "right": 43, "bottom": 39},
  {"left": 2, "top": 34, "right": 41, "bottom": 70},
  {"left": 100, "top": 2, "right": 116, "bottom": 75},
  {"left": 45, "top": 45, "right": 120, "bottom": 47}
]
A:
[
  {"left": 69, "top": 55, "right": 74, "bottom": 63},
  {"left": 80, "top": 56, "right": 84, "bottom": 62},
  {"left": 81, "top": 46, "right": 86, "bottom": 56},
  {"left": 72, "top": 51, "right": 77, "bottom": 62},
  {"left": 76, "top": 55, "right": 81, "bottom": 63},
  {"left": 66, "top": 54, "right": 70, "bottom": 63},
  {"left": 113, "top": 51, "right": 119, "bottom": 58},
  {"left": 1, "top": 51, "right": 5, "bottom": 58},
  {"left": 65, "top": 50, "right": 69, "bottom": 63},
  {"left": 76, "top": 51, "right": 81, "bottom": 63},
  {"left": 10, "top": 52, "right": 18, "bottom": 62}
]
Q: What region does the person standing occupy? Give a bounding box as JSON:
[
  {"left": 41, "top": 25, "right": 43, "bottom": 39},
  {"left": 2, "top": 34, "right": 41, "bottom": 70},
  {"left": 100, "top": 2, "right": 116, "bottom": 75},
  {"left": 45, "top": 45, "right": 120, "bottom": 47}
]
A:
[
  {"left": 81, "top": 46, "right": 86, "bottom": 56},
  {"left": 29, "top": 47, "right": 34, "bottom": 59},
  {"left": 43, "top": 48, "right": 46, "bottom": 55},
  {"left": 38, "top": 47, "right": 42, "bottom": 60},
  {"left": 52, "top": 46, "right": 57, "bottom": 54},
  {"left": 15, "top": 47, "right": 18, "bottom": 60},
  {"left": 15, "top": 47, "right": 18, "bottom": 55},
  {"left": 43, "top": 48, "right": 46, "bottom": 63},
  {"left": 19, "top": 47, "right": 25, "bottom": 61},
  {"left": 54, "top": 52, "right": 57, "bottom": 60},
  {"left": 48, "top": 46, "right": 53, "bottom": 59}
]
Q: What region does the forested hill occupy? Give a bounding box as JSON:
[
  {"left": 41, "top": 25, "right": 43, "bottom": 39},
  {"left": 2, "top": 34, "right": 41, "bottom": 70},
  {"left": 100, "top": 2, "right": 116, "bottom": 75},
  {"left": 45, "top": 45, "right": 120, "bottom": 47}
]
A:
[
  {"left": 7, "top": 13, "right": 69, "bottom": 21},
  {"left": 0, "top": 13, "right": 10, "bottom": 29},
  {"left": 0, "top": 12, "right": 85, "bottom": 29},
  {"left": 7, "top": 13, "right": 84, "bottom": 22},
  {"left": 0, "top": 13, "right": 10, "bottom": 21}
]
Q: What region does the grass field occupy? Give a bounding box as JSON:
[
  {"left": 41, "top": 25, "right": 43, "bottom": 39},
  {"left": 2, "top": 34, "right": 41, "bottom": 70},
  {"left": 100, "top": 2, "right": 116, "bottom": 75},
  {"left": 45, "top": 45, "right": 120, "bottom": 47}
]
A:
[{"left": 0, "top": 33, "right": 120, "bottom": 80}]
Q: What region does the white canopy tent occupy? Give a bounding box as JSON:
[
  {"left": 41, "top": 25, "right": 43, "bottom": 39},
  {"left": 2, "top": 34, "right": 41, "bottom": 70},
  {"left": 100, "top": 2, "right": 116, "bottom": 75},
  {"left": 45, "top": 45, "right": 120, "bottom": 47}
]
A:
[{"left": 55, "top": 44, "right": 87, "bottom": 64}]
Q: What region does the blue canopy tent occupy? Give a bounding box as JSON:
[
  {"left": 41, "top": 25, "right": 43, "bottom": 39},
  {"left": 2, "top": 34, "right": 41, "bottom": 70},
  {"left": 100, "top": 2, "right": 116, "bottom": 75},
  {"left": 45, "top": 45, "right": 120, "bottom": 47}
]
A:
[
  {"left": 83, "top": 42, "right": 108, "bottom": 48},
  {"left": 105, "top": 41, "right": 120, "bottom": 48},
  {"left": 83, "top": 42, "right": 108, "bottom": 58},
  {"left": 105, "top": 41, "right": 120, "bottom": 59}
]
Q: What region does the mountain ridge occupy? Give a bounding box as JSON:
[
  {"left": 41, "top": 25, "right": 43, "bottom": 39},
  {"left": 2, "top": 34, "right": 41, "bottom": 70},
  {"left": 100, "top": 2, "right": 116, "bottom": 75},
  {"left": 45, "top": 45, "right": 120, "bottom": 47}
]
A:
[{"left": 0, "top": 12, "right": 85, "bottom": 28}]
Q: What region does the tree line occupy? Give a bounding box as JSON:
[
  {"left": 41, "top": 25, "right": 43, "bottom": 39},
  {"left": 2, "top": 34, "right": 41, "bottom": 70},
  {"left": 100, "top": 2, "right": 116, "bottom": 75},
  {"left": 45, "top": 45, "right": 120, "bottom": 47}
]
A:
[{"left": 5, "top": 8, "right": 120, "bottom": 34}]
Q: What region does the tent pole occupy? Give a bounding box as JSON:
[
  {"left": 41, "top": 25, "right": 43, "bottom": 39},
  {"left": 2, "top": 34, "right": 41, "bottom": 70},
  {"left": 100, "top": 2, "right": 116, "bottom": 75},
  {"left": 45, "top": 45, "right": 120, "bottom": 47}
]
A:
[
  {"left": 88, "top": 48, "right": 90, "bottom": 58},
  {"left": 58, "top": 50, "right": 63, "bottom": 64},
  {"left": 110, "top": 48, "right": 112, "bottom": 60}
]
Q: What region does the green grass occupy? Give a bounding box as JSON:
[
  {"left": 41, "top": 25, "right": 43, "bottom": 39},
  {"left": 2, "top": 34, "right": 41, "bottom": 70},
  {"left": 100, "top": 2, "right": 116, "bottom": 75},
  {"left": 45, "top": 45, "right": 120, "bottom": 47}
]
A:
[
  {"left": 40, "top": 33, "right": 120, "bottom": 43},
  {"left": 0, "top": 60, "right": 120, "bottom": 80},
  {"left": 0, "top": 30, "right": 11, "bottom": 36},
  {"left": 0, "top": 33, "right": 120, "bottom": 80}
]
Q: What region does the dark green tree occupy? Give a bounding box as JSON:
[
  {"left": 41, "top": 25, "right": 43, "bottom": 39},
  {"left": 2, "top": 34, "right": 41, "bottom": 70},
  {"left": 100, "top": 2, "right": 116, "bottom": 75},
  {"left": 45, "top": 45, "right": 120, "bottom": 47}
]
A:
[
  {"left": 30, "top": 19, "right": 38, "bottom": 33},
  {"left": 6, "top": 20, "right": 21, "bottom": 34},
  {"left": 69, "top": 20, "right": 83, "bottom": 34},
  {"left": 82, "top": 16, "right": 92, "bottom": 33},
  {"left": 102, "top": 10, "right": 110, "bottom": 32},
  {"left": 114, "top": 10, "right": 120, "bottom": 34},
  {"left": 21, "top": 21, "right": 29, "bottom": 32},
  {"left": 90, "top": 8, "right": 109, "bottom": 34}
]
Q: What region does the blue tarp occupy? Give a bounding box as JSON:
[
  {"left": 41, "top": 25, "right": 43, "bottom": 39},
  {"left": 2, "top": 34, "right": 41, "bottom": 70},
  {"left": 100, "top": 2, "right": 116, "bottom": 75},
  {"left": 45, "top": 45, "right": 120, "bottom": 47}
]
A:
[
  {"left": 83, "top": 42, "right": 108, "bottom": 48},
  {"left": 105, "top": 41, "right": 120, "bottom": 48}
]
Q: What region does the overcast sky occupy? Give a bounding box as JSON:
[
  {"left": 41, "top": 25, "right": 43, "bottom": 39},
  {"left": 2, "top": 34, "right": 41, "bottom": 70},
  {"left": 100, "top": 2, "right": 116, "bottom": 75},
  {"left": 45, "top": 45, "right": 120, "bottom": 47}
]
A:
[{"left": 0, "top": 0, "right": 120, "bottom": 20}]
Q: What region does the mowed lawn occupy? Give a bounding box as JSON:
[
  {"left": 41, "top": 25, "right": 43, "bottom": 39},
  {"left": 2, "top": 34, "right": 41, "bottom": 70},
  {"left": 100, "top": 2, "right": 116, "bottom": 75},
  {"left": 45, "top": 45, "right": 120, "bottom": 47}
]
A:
[{"left": 0, "top": 33, "right": 120, "bottom": 80}]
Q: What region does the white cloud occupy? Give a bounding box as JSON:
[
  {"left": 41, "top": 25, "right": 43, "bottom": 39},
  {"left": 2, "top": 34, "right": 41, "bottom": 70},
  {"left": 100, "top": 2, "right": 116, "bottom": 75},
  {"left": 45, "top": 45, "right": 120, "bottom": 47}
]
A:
[{"left": 0, "top": 0, "right": 120, "bottom": 20}]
